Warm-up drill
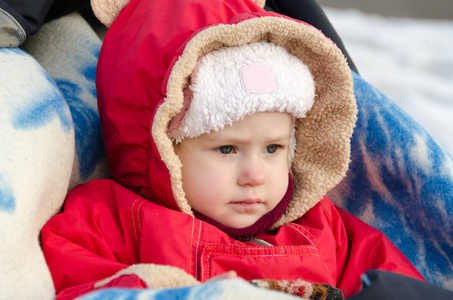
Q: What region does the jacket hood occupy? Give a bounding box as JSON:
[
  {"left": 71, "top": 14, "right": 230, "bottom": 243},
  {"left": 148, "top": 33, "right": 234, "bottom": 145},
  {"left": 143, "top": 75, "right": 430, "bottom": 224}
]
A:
[{"left": 96, "top": 0, "right": 357, "bottom": 229}]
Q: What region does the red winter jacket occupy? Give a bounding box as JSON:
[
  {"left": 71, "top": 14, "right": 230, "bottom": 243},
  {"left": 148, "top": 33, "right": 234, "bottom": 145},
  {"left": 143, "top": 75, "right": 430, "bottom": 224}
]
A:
[
  {"left": 42, "top": 180, "right": 423, "bottom": 299},
  {"left": 41, "top": 0, "right": 424, "bottom": 298}
]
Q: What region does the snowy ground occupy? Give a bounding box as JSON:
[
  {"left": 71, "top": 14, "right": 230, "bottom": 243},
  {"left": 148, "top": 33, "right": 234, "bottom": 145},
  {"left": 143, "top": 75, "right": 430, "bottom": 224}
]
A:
[{"left": 323, "top": 7, "right": 453, "bottom": 157}]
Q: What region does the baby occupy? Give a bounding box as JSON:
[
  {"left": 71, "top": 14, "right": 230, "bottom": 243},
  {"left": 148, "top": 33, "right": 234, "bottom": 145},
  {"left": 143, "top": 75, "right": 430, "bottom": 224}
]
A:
[
  {"left": 169, "top": 41, "right": 315, "bottom": 238},
  {"left": 41, "top": 0, "right": 424, "bottom": 299}
]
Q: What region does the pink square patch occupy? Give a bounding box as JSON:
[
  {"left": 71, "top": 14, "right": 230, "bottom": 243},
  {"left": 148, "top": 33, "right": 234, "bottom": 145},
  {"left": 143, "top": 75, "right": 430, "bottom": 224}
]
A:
[{"left": 240, "top": 64, "right": 276, "bottom": 94}]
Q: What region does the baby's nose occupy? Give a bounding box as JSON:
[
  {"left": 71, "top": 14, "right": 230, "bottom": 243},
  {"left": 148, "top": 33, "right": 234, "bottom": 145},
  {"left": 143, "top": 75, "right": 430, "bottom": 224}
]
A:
[{"left": 237, "top": 158, "right": 265, "bottom": 187}]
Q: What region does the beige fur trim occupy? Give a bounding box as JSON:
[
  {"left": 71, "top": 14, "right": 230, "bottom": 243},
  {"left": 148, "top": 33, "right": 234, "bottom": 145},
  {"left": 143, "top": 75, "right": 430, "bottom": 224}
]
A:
[
  {"left": 94, "top": 263, "right": 199, "bottom": 289},
  {"left": 152, "top": 17, "right": 357, "bottom": 225},
  {"left": 254, "top": 0, "right": 266, "bottom": 8},
  {"left": 91, "top": 0, "right": 131, "bottom": 27}
]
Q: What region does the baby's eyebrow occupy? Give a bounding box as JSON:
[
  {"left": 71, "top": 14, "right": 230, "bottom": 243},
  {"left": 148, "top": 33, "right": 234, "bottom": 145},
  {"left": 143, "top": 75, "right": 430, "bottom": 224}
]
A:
[
  {"left": 201, "top": 133, "right": 291, "bottom": 144},
  {"left": 201, "top": 135, "right": 248, "bottom": 144}
]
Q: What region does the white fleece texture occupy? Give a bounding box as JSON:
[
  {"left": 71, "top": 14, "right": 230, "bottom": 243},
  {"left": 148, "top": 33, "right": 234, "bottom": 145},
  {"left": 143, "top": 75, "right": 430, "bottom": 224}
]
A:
[
  {"left": 169, "top": 42, "right": 315, "bottom": 143},
  {"left": 0, "top": 13, "right": 109, "bottom": 299}
]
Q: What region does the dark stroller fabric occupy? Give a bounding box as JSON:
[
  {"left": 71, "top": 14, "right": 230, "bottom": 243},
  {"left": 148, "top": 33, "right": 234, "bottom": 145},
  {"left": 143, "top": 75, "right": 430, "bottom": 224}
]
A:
[
  {"left": 349, "top": 270, "right": 453, "bottom": 300},
  {"left": 265, "top": 0, "right": 358, "bottom": 73},
  {"left": 0, "top": 0, "right": 90, "bottom": 46}
]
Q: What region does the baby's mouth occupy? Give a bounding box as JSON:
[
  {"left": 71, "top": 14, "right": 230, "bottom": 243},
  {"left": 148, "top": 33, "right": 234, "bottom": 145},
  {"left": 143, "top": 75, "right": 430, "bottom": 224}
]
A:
[{"left": 230, "top": 199, "right": 263, "bottom": 213}]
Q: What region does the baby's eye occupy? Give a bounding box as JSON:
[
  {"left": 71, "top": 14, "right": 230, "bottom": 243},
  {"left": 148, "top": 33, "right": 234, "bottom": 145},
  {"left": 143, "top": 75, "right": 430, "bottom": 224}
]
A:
[
  {"left": 216, "top": 145, "right": 235, "bottom": 155},
  {"left": 266, "top": 144, "right": 280, "bottom": 154}
]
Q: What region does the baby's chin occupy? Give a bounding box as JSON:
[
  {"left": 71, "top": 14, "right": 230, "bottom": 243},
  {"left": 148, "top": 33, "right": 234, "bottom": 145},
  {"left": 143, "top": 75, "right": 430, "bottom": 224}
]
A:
[{"left": 219, "top": 216, "right": 261, "bottom": 229}]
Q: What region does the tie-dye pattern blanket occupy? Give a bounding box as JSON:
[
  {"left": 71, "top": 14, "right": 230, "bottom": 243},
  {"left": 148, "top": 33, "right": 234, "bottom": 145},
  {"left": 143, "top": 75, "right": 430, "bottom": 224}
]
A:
[
  {"left": 0, "top": 13, "right": 109, "bottom": 299},
  {"left": 0, "top": 11, "right": 452, "bottom": 300},
  {"left": 328, "top": 72, "right": 453, "bottom": 290},
  {"left": 79, "top": 279, "right": 299, "bottom": 300}
]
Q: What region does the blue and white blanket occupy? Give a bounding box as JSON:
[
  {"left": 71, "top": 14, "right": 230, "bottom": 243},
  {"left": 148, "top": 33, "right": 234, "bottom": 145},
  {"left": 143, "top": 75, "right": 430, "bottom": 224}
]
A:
[
  {"left": 0, "top": 13, "right": 109, "bottom": 299},
  {"left": 328, "top": 72, "right": 453, "bottom": 289},
  {"left": 0, "top": 12, "right": 451, "bottom": 300}
]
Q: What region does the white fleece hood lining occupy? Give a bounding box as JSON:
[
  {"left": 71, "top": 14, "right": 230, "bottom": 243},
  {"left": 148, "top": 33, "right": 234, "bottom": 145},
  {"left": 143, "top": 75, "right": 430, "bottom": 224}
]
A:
[{"left": 168, "top": 41, "right": 316, "bottom": 145}]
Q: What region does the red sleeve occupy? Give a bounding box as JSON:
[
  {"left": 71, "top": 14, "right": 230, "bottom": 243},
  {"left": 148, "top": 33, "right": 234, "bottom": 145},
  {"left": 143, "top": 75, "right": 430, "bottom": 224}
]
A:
[
  {"left": 41, "top": 180, "right": 147, "bottom": 299},
  {"left": 54, "top": 275, "right": 147, "bottom": 300},
  {"left": 333, "top": 204, "right": 425, "bottom": 296}
]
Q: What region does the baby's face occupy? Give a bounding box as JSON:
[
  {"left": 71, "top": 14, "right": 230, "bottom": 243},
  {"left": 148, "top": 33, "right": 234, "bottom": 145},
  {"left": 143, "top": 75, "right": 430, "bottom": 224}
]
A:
[{"left": 175, "top": 112, "right": 292, "bottom": 229}]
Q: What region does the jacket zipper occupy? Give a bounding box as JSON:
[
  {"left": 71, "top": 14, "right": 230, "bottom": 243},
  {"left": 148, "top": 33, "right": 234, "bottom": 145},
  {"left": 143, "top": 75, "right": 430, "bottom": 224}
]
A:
[{"left": 238, "top": 236, "right": 273, "bottom": 246}]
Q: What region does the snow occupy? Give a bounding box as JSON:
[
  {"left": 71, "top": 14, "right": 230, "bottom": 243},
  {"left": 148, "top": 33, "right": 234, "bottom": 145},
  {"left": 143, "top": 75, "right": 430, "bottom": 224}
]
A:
[{"left": 323, "top": 7, "right": 453, "bottom": 156}]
